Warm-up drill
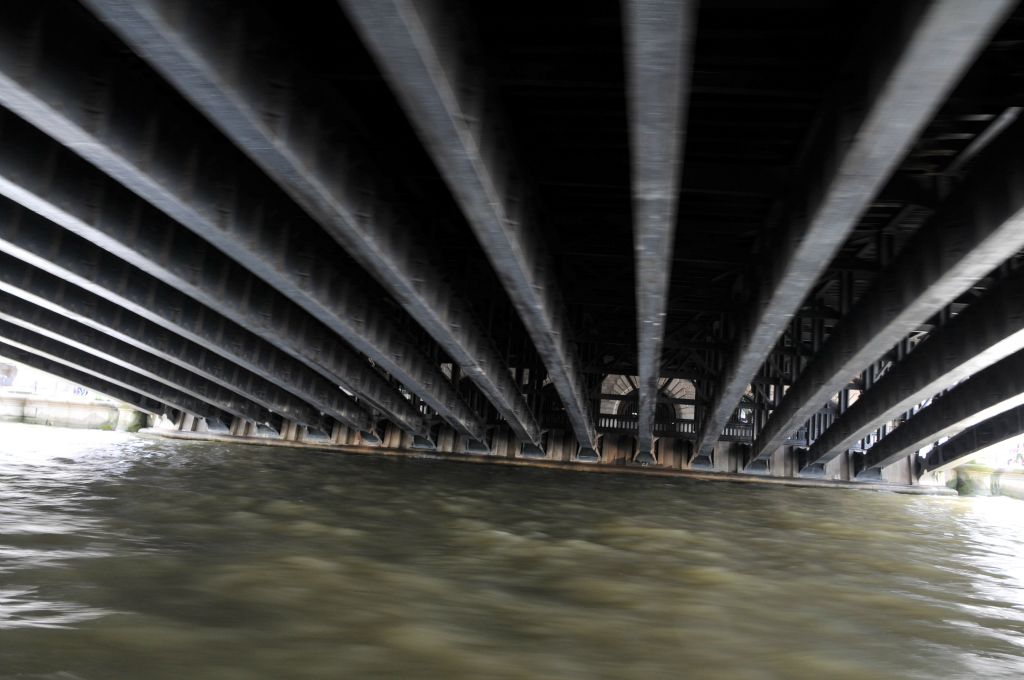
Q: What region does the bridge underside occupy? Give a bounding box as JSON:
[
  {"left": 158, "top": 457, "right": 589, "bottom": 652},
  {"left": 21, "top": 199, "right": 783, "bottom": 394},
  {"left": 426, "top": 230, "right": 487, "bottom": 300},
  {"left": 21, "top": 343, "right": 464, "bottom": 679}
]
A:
[{"left": 2, "top": 0, "right": 1024, "bottom": 484}]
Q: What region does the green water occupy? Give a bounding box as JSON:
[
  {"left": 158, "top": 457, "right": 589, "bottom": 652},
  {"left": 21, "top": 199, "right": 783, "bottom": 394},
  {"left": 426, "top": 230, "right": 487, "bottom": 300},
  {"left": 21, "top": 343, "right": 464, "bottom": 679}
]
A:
[{"left": 1, "top": 422, "right": 1022, "bottom": 679}]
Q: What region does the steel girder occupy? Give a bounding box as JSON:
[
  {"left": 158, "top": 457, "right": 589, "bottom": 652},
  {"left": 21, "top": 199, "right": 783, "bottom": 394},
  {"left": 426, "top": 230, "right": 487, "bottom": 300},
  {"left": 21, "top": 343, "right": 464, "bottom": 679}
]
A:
[
  {"left": 0, "top": 106, "right": 429, "bottom": 441},
  {"left": 0, "top": 5, "right": 480, "bottom": 442},
  {"left": 805, "top": 266, "right": 1024, "bottom": 471},
  {"left": 340, "top": 0, "right": 598, "bottom": 453},
  {"left": 0, "top": 205, "right": 376, "bottom": 433},
  {"left": 694, "top": 0, "right": 1014, "bottom": 464},
  {"left": 0, "top": 293, "right": 277, "bottom": 426},
  {"left": 83, "top": 0, "right": 541, "bottom": 447},
  {"left": 0, "top": 253, "right": 335, "bottom": 433},
  {"left": 755, "top": 119, "right": 1024, "bottom": 468},
  {"left": 0, "top": 341, "right": 171, "bottom": 418},
  {"left": 623, "top": 0, "right": 696, "bottom": 462},
  {"left": 922, "top": 405, "right": 1024, "bottom": 473},
  {"left": 0, "top": 321, "right": 233, "bottom": 424},
  {"left": 0, "top": 111, "right": 424, "bottom": 436},
  {"left": 858, "top": 349, "right": 1024, "bottom": 475}
]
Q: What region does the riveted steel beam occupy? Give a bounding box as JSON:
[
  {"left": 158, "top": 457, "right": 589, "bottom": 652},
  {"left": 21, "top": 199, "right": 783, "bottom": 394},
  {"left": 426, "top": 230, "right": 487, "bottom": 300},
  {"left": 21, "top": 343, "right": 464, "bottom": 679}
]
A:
[
  {"left": 0, "top": 109, "right": 426, "bottom": 439},
  {"left": 922, "top": 405, "right": 1024, "bottom": 473},
  {"left": 859, "top": 349, "right": 1024, "bottom": 475},
  {"left": 694, "top": 0, "right": 1014, "bottom": 464},
  {"left": 756, "top": 118, "right": 1024, "bottom": 468},
  {"left": 0, "top": 3, "right": 481, "bottom": 442},
  {"left": 340, "top": 0, "right": 597, "bottom": 452},
  {"left": 0, "top": 320, "right": 232, "bottom": 423},
  {"left": 0, "top": 293, "right": 276, "bottom": 426},
  {"left": 84, "top": 0, "right": 540, "bottom": 446},
  {"left": 623, "top": 0, "right": 696, "bottom": 462},
  {"left": 0, "top": 253, "right": 335, "bottom": 433},
  {"left": 805, "top": 265, "right": 1024, "bottom": 470},
  {"left": 0, "top": 203, "right": 375, "bottom": 433},
  {"left": 0, "top": 341, "right": 171, "bottom": 418}
]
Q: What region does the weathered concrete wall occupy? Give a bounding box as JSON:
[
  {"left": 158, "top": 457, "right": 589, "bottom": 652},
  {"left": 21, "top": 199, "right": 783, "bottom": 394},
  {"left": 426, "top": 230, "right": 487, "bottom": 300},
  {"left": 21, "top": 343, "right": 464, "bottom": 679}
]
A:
[
  {"left": 956, "top": 467, "right": 1024, "bottom": 499},
  {"left": 822, "top": 451, "right": 853, "bottom": 481},
  {"left": 148, "top": 412, "right": 931, "bottom": 489},
  {"left": 599, "top": 434, "right": 634, "bottom": 465},
  {"left": 917, "top": 466, "right": 954, "bottom": 490},
  {"left": 712, "top": 442, "right": 745, "bottom": 473},
  {"left": 880, "top": 455, "right": 915, "bottom": 485},
  {"left": 115, "top": 407, "right": 147, "bottom": 432},
  {"left": 0, "top": 395, "right": 23, "bottom": 422},
  {"left": 0, "top": 395, "right": 121, "bottom": 429},
  {"left": 994, "top": 471, "right": 1024, "bottom": 501},
  {"left": 954, "top": 464, "right": 995, "bottom": 496},
  {"left": 146, "top": 421, "right": 953, "bottom": 495},
  {"left": 936, "top": 465, "right": 1024, "bottom": 498}
]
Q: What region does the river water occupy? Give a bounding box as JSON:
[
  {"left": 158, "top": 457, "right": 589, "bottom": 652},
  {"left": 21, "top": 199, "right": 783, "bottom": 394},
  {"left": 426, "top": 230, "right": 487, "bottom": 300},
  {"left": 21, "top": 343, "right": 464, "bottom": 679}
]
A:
[{"left": 1, "top": 423, "right": 1023, "bottom": 679}]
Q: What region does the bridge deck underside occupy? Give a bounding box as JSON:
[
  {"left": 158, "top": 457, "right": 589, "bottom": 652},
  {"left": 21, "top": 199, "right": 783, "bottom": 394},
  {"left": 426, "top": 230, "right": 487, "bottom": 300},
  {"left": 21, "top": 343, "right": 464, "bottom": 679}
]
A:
[{"left": 0, "top": 0, "right": 1021, "bottom": 481}]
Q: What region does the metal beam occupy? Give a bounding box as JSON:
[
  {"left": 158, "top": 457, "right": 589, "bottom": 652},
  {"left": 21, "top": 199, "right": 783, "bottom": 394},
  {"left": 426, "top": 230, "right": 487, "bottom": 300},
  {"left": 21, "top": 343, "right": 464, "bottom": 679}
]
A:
[
  {"left": 756, "top": 118, "right": 1024, "bottom": 468},
  {"left": 805, "top": 265, "right": 1024, "bottom": 471},
  {"left": 623, "top": 0, "right": 695, "bottom": 462},
  {"left": 83, "top": 0, "right": 541, "bottom": 446},
  {"left": 0, "top": 293, "right": 281, "bottom": 428},
  {"left": 340, "top": 0, "right": 599, "bottom": 453},
  {"left": 0, "top": 203, "right": 376, "bottom": 433},
  {"left": 922, "top": 404, "right": 1024, "bottom": 473},
  {"left": 0, "top": 253, "right": 335, "bottom": 433},
  {"left": 858, "top": 349, "right": 1024, "bottom": 475},
  {"left": 600, "top": 394, "right": 697, "bottom": 406},
  {"left": 0, "top": 4, "right": 480, "bottom": 442},
  {"left": 693, "top": 0, "right": 1013, "bottom": 464},
  {"left": 0, "top": 109, "right": 429, "bottom": 440},
  {"left": 0, "top": 321, "right": 232, "bottom": 424},
  {"left": 0, "top": 341, "right": 171, "bottom": 418}
]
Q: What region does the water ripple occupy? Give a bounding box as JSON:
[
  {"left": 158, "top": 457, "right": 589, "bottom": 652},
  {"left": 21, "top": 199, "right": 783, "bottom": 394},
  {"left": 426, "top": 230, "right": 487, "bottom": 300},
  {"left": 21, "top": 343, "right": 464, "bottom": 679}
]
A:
[{"left": 0, "top": 422, "right": 1022, "bottom": 678}]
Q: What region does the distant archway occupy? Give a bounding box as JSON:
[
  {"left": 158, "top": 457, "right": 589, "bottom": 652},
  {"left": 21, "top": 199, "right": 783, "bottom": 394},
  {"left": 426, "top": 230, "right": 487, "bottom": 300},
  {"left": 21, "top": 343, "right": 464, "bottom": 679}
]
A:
[
  {"left": 599, "top": 375, "right": 696, "bottom": 422},
  {"left": 661, "top": 378, "right": 696, "bottom": 421}
]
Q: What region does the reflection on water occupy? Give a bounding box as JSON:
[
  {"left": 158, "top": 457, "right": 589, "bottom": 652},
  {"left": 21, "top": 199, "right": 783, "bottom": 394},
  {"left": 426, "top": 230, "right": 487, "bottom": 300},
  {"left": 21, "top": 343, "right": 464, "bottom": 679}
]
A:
[{"left": 1, "top": 422, "right": 1023, "bottom": 679}]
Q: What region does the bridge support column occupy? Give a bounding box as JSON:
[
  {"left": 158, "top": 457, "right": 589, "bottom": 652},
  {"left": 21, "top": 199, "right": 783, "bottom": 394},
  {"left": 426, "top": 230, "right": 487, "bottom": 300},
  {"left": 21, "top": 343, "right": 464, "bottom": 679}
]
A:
[
  {"left": 880, "top": 456, "right": 917, "bottom": 486},
  {"left": 115, "top": 407, "right": 145, "bottom": 432},
  {"left": 281, "top": 420, "right": 301, "bottom": 442}
]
